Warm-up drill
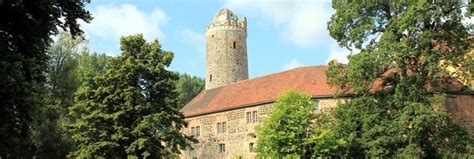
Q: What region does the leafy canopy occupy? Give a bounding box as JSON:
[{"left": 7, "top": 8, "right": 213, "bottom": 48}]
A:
[
  {"left": 175, "top": 73, "right": 204, "bottom": 109},
  {"left": 68, "top": 34, "right": 196, "bottom": 158},
  {"left": 0, "top": 0, "right": 91, "bottom": 157},
  {"left": 324, "top": 1, "right": 473, "bottom": 157},
  {"left": 256, "top": 90, "right": 315, "bottom": 158}
]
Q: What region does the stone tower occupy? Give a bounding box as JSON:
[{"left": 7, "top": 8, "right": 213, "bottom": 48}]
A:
[{"left": 205, "top": 9, "right": 249, "bottom": 90}]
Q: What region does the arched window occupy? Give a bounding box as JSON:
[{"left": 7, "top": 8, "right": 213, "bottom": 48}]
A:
[{"left": 233, "top": 41, "right": 236, "bottom": 49}]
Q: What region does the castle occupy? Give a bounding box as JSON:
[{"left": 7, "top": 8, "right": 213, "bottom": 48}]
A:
[{"left": 180, "top": 9, "right": 474, "bottom": 159}]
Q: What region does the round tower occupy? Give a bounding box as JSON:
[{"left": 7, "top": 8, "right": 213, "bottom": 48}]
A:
[{"left": 205, "top": 9, "right": 248, "bottom": 90}]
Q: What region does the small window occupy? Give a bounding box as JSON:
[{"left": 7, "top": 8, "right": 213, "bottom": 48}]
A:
[
  {"left": 246, "top": 112, "right": 251, "bottom": 123},
  {"left": 196, "top": 126, "right": 200, "bottom": 136},
  {"left": 252, "top": 111, "right": 257, "bottom": 123},
  {"left": 232, "top": 41, "right": 236, "bottom": 49},
  {"left": 191, "top": 126, "right": 200, "bottom": 136},
  {"left": 219, "top": 144, "right": 226, "bottom": 153},
  {"left": 222, "top": 122, "right": 226, "bottom": 133},
  {"left": 209, "top": 75, "right": 212, "bottom": 82},
  {"left": 217, "top": 122, "right": 226, "bottom": 133},
  {"left": 249, "top": 143, "right": 255, "bottom": 152}
]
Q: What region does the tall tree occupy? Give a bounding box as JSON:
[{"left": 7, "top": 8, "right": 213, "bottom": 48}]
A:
[
  {"left": 175, "top": 73, "right": 204, "bottom": 109},
  {"left": 0, "top": 0, "right": 91, "bottom": 157},
  {"left": 32, "top": 32, "right": 84, "bottom": 158},
  {"left": 325, "top": 1, "right": 472, "bottom": 157},
  {"left": 256, "top": 90, "right": 315, "bottom": 158},
  {"left": 68, "top": 34, "right": 196, "bottom": 158}
]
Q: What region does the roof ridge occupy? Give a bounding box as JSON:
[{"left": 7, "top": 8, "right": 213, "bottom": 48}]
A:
[{"left": 205, "top": 64, "right": 328, "bottom": 91}]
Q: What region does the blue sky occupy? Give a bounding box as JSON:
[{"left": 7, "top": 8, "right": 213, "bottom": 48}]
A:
[{"left": 81, "top": 0, "right": 351, "bottom": 78}]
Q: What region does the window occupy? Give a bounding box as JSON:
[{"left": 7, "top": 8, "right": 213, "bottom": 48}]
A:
[
  {"left": 209, "top": 74, "right": 212, "bottom": 82},
  {"left": 219, "top": 144, "right": 226, "bottom": 153},
  {"left": 252, "top": 111, "right": 257, "bottom": 123},
  {"left": 196, "top": 126, "right": 200, "bottom": 136},
  {"left": 247, "top": 111, "right": 258, "bottom": 123},
  {"left": 222, "top": 122, "right": 226, "bottom": 133},
  {"left": 249, "top": 143, "right": 255, "bottom": 152},
  {"left": 232, "top": 41, "right": 236, "bottom": 49},
  {"left": 246, "top": 112, "right": 251, "bottom": 123},
  {"left": 191, "top": 126, "right": 200, "bottom": 137},
  {"left": 314, "top": 100, "right": 321, "bottom": 113},
  {"left": 217, "top": 122, "right": 226, "bottom": 133}
]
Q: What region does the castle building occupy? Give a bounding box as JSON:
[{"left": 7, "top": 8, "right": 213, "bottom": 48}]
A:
[{"left": 180, "top": 9, "right": 474, "bottom": 159}]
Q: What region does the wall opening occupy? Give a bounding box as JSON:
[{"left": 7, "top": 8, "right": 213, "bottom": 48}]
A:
[
  {"left": 249, "top": 143, "right": 255, "bottom": 152},
  {"left": 233, "top": 41, "right": 236, "bottom": 49},
  {"left": 210, "top": 74, "right": 212, "bottom": 81}
]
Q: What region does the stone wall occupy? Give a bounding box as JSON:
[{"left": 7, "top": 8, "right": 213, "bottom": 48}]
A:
[{"left": 181, "top": 98, "right": 341, "bottom": 159}]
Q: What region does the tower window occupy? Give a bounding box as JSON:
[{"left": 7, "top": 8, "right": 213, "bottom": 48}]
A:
[
  {"left": 232, "top": 41, "right": 236, "bottom": 49},
  {"left": 210, "top": 75, "right": 212, "bottom": 81}
]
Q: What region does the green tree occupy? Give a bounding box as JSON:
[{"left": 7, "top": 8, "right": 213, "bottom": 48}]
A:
[
  {"left": 32, "top": 32, "right": 84, "bottom": 158},
  {"left": 68, "top": 34, "right": 196, "bottom": 158},
  {"left": 74, "top": 51, "right": 111, "bottom": 86},
  {"left": 0, "top": 0, "right": 91, "bottom": 157},
  {"left": 324, "top": 1, "right": 473, "bottom": 157},
  {"left": 256, "top": 90, "right": 314, "bottom": 158},
  {"left": 175, "top": 73, "right": 204, "bottom": 109},
  {"left": 307, "top": 112, "right": 347, "bottom": 158}
]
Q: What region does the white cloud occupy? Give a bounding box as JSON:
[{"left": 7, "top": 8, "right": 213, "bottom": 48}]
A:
[
  {"left": 224, "top": 0, "right": 334, "bottom": 47},
  {"left": 326, "top": 44, "right": 350, "bottom": 64},
  {"left": 282, "top": 58, "right": 303, "bottom": 70},
  {"left": 82, "top": 4, "right": 168, "bottom": 54},
  {"left": 180, "top": 29, "right": 206, "bottom": 54}
]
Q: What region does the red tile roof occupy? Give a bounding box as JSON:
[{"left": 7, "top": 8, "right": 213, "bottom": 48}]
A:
[
  {"left": 181, "top": 65, "right": 469, "bottom": 118},
  {"left": 181, "top": 65, "right": 337, "bottom": 118}
]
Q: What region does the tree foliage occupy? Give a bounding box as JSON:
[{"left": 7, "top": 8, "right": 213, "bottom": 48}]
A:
[
  {"left": 175, "top": 73, "right": 204, "bottom": 109},
  {"left": 32, "top": 32, "right": 85, "bottom": 158},
  {"left": 256, "top": 91, "right": 314, "bottom": 158},
  {"left": 68, "top": 34, "right": 196, "bottom": 158},
  {"left": 324, "top": 1, "right": 473, "bottom": 157},
  {"left": 32, "top": 32, "right": 111, "bottom": 158},
  {"left": 0, "top": 0, "right": 91, "bottom": 157}
]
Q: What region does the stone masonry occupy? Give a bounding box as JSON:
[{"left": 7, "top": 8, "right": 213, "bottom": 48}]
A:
[
  {"left": 182, "top": 98, "right": 342, "bottom": 159},
  {"left": 205, "top": 9, "right": 248, "bottom": 90}
]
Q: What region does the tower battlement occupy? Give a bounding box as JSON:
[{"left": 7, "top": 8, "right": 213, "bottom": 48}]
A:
[
  {"left": 206, "top": 8, "right": 247, "bottom": 32},
  {"left": 205, "top": 9, "right": 249, "bottom": 90}
]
